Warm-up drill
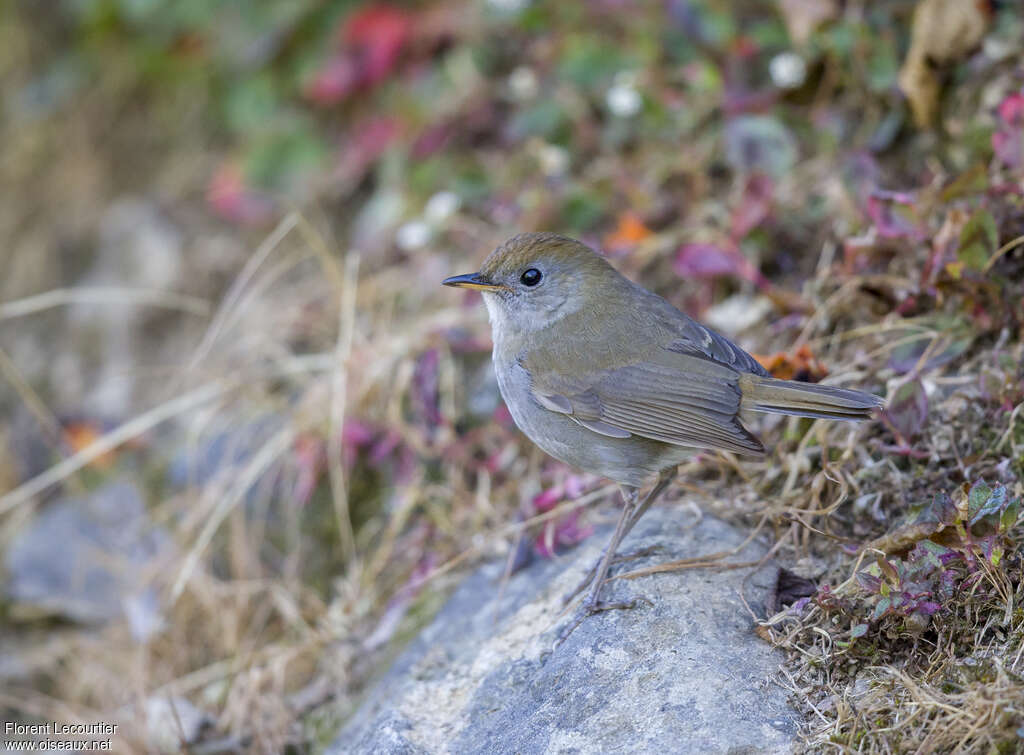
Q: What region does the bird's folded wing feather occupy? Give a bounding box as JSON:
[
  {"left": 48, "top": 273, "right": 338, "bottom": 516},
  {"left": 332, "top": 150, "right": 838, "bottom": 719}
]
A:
[
  {"left": 649, "top": 295, "right": 770, "bottom": 377},
  {"left": 527, "top": 352, "right": 766, "bottom": 456}
]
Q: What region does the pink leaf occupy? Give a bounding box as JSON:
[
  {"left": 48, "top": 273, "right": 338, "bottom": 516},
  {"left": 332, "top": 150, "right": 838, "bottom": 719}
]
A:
[
  {"left": 341, "top": 420, "right": 376, "bottom": 467},
  {"left": 336, "top": 118, "right": 399, "bottom": 183},
  {"left": 534, "top": 509, "right": 593, "bottom": 558},
  {"left": 532, "top": 486, "right": 564, "bottom": 512},
  {"left": 411, "top": 348, "right": 442, "bottom": 427},
  {"left": 369, "top": 429, "right": 402, "bottom": 465},
  {"left": 997, "top": 91, "right": 1024, "bottom": 125},
  {"left": 206, "top": 163, "right": 276, "bottom": 226},
  {"left": 305, "top": 55, "right": 360, "bottom": 105},
  {"left": 674, "top": 243, "right": 744, "bottom": 278},
  {"left": 993, "top": 91, "right": 1024, "bottom": 171},
  {"left": 730, "top": 173, "right": 774, "bottom": 240}
]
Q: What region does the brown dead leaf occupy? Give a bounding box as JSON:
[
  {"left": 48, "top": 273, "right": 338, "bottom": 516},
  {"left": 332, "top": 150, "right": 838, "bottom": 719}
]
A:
[
  {"left": 753, "top": 344, "right": 829, "bottom": 382},
  {"left": 899, "top": 0, "right": 992, "bottom": 128},
  {"left": 778, "top": 0, "right": 839, "bottom": 47},
  {"left": 865, "top": 520, "right": 941, "bottom": 555}
]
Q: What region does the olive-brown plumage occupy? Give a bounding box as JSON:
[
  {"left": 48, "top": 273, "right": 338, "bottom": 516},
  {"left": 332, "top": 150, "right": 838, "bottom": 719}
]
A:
[{"left": 444, "top": 232, "right": 882, "bottom": 612}]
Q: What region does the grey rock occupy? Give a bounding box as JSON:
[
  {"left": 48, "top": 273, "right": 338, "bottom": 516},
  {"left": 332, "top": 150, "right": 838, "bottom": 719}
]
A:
[
  {"left": 140, "top": 696, "right": 213, "bottom": 753},
  {"left": 4, "top": 481, "right": 167, "bottom": 635},
  {"left": 330, "top": 505, "right": 797, "bottom": 754}
]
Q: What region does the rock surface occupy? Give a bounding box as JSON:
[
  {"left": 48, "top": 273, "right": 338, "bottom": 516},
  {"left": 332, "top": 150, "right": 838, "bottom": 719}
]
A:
[
  {"left": 5, "top": 481, "right": 167, "bottom": 636},
  {"left": 330, "top": 505, "right": 797, "bottom": 754}
]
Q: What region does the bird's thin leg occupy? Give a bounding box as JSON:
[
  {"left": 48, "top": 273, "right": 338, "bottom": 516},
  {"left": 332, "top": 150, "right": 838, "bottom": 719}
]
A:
[
  {"left": 561, "top": 471, "right": 671, "bottom": 606},
  {"left": 562, "top": 468, "right": 676, "bottom": 608},
  {"left": 620, "top": 469, "right": 675, "bottom": 545},
  {"left": 581, "top": 486, "right": 639, "bottom": 612}
]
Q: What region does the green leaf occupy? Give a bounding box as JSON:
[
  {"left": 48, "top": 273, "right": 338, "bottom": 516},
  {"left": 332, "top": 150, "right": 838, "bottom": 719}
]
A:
[
  {"left": 941, "top": 164, "right": 988, "bottom": 202},
  {"left": 509, "top": 101, "right": 568, "bottom": 141},
  {"left": 558, "top": 36, "right": 630, "bottom": 90},
  {"left": 873, "top": 596, "right": 893, "bottom": 620},
  {"left": 225, "top": 75, "right": 280, "bottom": 135},
  {"left": 958, "top": 209, "right": 998, "bottom": 272},
  {"left": 562, "top": 190, "right": 606, "bottom": 232},
  {"left": 990, "top": 543, "right": 1004, "bottom": 567},
  {"left": 1000, "top": 497, "right": 1021, "bottom": 533},
  {"left": 850, "top": 623, "right": 869, "bottom": 639},
  {"left": 967, "top": 481, "right": 1007, "bottom": 526},
  {"left": 914, "top": 539, "right": 952, "bottom": 570}
]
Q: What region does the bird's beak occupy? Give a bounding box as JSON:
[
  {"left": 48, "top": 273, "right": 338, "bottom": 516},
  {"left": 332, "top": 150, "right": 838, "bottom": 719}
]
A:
[{"left": 442, "top": 272, "right": 506, "bottom": 292}]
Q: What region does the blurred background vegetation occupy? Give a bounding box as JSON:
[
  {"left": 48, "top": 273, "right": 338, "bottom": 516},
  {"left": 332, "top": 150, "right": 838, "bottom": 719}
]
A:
[{"left": 1, "top": 0, "right": 1023, "bottom": 751}]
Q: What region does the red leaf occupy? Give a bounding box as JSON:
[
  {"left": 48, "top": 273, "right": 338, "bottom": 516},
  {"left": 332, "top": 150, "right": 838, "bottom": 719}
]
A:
[
  {"left": 307, "top": 5, "right": 412, "bottom": 105},
  {"left": 344, "top": 4, "right": 411, "bottom": 86}
]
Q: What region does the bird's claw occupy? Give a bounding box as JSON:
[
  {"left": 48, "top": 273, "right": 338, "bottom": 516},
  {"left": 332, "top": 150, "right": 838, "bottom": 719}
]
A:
[
  {"left": 561, "top": 545, "right": 663, "bottom": 607},
  {"left": 555, "top": 593, "right": 652, "bottom": 647}
]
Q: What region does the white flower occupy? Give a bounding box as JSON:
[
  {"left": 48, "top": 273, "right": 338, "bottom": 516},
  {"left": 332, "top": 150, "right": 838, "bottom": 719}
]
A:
[
  {"left": 769, "top": 52, "right": 807, "bottom": 90},
  {"left": 537, "top": 143, "right": 569, "bottom": 177},
  {"left": 424, "top": 191, "right": 461, "bottom": 225},
  {"left": 508, "top": 66, "right": 538, "bottom": 101},
  {"left": 606, "top": 74, "right": 642, "bottom": 118},
  {"left": 487, "top": 0, "right": 529, "bottom": 13},
  {"left": 395, "top": 220, "right": 432, "bottom": 251}
]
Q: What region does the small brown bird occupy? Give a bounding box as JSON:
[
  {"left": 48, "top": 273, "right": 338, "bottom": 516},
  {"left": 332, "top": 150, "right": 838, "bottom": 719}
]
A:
[{"left": 444, "top": 233, "right": 882, "bottom": 613}]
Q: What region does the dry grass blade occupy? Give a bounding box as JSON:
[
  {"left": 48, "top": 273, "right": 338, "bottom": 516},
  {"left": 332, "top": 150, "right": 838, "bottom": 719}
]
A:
[
  {"left": 170, "top": 425, "right": 296, "bottom": 600},
  {"left": 186, "top": 212, "right": 299, "bottom": 372},
  {"left": 0, "top": 287, "right": 211, "bottom": 320},
  {"left": 0, "top": 380, "right": 236, "bottom": 514},
  {"left": 327, "top": 252, "right": 361, "bottom": 567}
]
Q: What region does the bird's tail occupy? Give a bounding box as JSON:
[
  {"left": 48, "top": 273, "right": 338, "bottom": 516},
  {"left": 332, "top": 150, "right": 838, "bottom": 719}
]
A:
[{"left": 738, "top": 374, "right": 884, "bottom": 421}]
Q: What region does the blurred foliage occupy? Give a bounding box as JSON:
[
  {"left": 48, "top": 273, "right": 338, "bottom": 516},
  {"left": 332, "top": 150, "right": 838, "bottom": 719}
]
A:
[{"left": 2, "top": 0, "right": 1024, "bottom": 751}]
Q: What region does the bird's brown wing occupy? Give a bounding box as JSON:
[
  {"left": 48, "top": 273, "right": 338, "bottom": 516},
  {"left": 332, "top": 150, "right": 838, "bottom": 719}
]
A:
[
  {"left": 526, "top": 350, "right": 765, "bottom": 456},
  {"left": 645, "top": 290, "right": 770, "bottom": 377}
]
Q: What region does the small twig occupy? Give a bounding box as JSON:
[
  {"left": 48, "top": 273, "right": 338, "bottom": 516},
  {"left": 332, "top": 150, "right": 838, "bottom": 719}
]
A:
[{"left": 982, "top": 233, "right": 1024, "bottom": 273}]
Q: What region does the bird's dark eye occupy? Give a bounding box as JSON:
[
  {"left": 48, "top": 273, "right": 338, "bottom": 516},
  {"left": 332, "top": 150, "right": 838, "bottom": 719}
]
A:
[{"left": 520, "top": 268, "right": 542, "bottom": 287}]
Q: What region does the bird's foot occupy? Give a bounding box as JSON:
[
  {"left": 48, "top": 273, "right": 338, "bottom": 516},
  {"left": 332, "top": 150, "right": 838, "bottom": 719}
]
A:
[
  {"left": 555, "top": 594, "right": 652, "bottom": 647},
  {"left": 561, "top": 545, "right": 663, "bottom": 608},
  {"left": 582, "top": 595, "right": 652, "bottom": 614}
]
